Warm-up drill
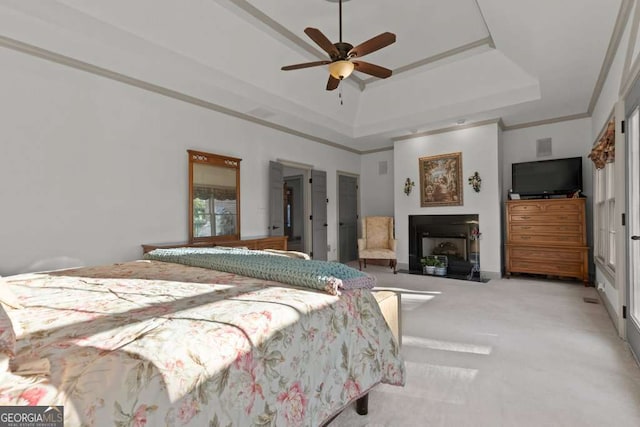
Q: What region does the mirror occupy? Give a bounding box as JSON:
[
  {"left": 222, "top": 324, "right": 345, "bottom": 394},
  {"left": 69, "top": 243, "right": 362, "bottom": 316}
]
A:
[{"left": 188, "top": 150, "right": 241, "bottom": 242}]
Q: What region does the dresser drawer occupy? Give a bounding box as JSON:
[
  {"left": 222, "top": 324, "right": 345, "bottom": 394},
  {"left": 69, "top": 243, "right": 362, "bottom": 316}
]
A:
[
  {"left": 510, "top": 223, "right": 583, "bottom": 235},
  {"left": 509, "top": 233, "right": 584, "bottom": 245},
  {"left": 508, "top": 246, "right": 586, "bottom": 262},
  {"left": 508, "top": 259, "right": 584, "bottom": 277},
  {"left": 543, "top": 202, "right": 583, "bottom": 213},
  {"left": 508, "top": 203, "right": 545, "bottom": 214},
  {"left": 508, "top": 212, "right": 583, "bottom": 223},
  {"left": 507, "top": 199, "right": 584, "bottom": 213}
]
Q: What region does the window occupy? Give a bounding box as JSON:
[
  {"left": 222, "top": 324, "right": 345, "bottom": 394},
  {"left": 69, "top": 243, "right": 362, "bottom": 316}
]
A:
[{"left": 594, "top": 143, "right": 616, "bottom": 271}]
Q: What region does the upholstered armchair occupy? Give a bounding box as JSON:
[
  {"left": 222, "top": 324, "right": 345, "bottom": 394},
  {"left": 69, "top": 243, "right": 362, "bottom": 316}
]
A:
[{"left": 358, "top": 216, "right": 397, "bottom": 274}]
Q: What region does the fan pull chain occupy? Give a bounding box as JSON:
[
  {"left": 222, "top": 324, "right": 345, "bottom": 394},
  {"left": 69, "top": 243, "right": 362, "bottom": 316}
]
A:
[{"left": 339, "top": 86, "right": 344, "bottom": 106}]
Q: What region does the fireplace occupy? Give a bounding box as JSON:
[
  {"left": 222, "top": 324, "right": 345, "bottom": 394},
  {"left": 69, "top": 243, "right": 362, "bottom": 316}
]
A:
[{"left": 408, "top": 214, "right": 480, "bottom": 279}]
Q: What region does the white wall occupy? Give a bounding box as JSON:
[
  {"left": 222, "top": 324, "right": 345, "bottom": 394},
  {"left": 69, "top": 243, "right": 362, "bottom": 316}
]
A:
[
  {"left": 360, "top": 150, "right": 395, "bottom": 218},
  {"left": 501, "top": 118, "right": 593, "bottom": 200},
  {"left": 393, "top": 123, "right": 503, "bottom": 278},
  {"left": 0, "top": 48, "right": 360, "bottom": 276}
]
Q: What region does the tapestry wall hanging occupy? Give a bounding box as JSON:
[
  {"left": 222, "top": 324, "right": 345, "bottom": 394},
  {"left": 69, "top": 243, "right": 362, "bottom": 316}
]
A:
[{"left": 419, "top": 152, "right": 463, "bottom": 207}]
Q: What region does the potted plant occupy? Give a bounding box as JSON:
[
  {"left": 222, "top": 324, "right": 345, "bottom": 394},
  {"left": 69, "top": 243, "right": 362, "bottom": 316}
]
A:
[
  {"left": 420, "top": 257, "right": 438, "bottom": 275},
  {"left": 434, "top": 260, "right": 447, "bottom": 276}
]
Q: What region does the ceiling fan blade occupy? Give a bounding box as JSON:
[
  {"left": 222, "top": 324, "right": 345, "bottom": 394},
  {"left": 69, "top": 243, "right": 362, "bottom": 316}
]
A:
[
  {"left": 352, "top": 61, "right": 393, "bottom": 79},
  {"left": 326, "top": 75, "right": 340, "bottom": 91},
  {"left": 304, "top": 27, "right": 340, "bottom": 59},
  {"left": 281, "top": 60, "right": 331, "bottom": 71},
  {"left": 348, "top": 32, "right": 396, "bottom": 58}
]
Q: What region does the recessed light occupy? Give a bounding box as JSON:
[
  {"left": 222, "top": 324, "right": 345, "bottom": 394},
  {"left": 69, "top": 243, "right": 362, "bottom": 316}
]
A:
[{"left": 456, "top": 119, "right": 466, "bottom": 125}]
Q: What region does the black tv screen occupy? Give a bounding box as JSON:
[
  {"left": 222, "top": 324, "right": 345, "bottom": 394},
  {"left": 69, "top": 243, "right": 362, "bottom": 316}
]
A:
[{"left": 512, "top": 157, "right": 583, "bottom": 196}]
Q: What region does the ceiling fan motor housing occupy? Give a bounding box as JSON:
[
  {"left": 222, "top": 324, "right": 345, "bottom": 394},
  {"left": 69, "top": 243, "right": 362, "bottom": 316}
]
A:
[{"left": 334, "top": 42, "right": 354, "bottom": 60}]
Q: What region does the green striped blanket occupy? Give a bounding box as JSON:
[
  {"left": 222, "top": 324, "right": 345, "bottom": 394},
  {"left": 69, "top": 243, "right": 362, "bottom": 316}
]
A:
[{"left": 143, "top": 246, "right": 375, "bottom": 295}]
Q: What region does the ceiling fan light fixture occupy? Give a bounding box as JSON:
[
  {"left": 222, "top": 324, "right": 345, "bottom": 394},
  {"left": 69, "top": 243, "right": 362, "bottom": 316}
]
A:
[{"left": 328, "top": 60, "right": 354, "bottom": 80}]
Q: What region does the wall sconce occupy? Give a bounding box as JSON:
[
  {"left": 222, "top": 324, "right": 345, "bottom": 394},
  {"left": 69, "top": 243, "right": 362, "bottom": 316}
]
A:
[
  {"left": 404, "top": 178, "right": 415, "bottom": 196},
  {"left": 468, "top": 172, "right": 481, "bottom": 192}
]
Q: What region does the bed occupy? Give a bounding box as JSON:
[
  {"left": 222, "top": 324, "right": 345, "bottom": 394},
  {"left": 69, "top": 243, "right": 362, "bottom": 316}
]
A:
[{"left": 0, "top": 249, "right": 405, "bottom": 426}]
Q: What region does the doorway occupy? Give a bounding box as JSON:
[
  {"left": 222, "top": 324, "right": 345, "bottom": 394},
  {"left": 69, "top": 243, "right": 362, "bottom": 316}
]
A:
[
  {"left": 338, "top": 173, "right": 359, "bottom": 263},
  {"left": 268, "top": 160, "right": 328, "bottom": 258},
  {"left": 283, "top": 175, "right": 304, "bottom": 252}
]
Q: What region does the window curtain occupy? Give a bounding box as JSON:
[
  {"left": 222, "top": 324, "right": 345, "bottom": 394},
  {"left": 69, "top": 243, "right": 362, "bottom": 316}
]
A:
[{"left": 589, "top": 120, "right": 615, "bottom": 169}]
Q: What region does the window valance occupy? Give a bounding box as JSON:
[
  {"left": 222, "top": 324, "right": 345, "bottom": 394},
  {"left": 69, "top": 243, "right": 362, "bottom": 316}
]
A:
[
  {"left": 193, "top": 185, "right": 236, "bottom": 201},
  {"left": 589, "top": 120, "right": 615, "bottom": 169}
]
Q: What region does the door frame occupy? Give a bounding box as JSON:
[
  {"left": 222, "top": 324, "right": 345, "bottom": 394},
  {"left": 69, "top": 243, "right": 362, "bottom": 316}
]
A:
[
  {"left": 624, "top": 80, "right": 640, "bottom": 361},
  {"left": 277, "top": 159, "right": 312, "bottom": 254},
  {"left": 336, "top": 171, "right": 360, "bottom": 263}
]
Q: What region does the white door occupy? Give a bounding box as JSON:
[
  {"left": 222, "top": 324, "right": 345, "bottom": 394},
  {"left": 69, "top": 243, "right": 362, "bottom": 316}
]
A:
[
  {"left": 311, "top": 170, "right": 328, "bottom": 260},
  {"left": 338, "top": 174, "right": 359, "bottom": 263},
  {"left": 268, "top": 161, "right": 284, "bottom": 237},
  {"left": 627, "top": 105, "right": 640, "bottom": 358},
  {"left": 625, "top": 87, "right": 640, "bottom": 359}
]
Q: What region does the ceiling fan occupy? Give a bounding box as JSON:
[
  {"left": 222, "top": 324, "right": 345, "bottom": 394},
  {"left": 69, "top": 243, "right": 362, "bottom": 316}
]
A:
[{"left": 281, "top": 0, "right": 396, "bottom": 91}]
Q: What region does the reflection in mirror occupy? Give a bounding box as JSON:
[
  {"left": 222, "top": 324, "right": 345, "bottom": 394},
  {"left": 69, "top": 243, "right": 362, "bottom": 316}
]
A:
[{"left": 189, "top": 150, "right": 241, "bottom": 242}]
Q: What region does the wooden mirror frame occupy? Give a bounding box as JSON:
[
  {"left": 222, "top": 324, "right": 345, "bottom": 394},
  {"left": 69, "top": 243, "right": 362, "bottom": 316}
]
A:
[{"left": 188, "top": 149, "right": 241, "bottom": 243}]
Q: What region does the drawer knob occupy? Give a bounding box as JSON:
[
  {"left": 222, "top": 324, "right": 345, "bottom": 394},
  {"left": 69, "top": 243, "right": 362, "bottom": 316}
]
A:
[{"left": 521, "top": 216, "right": 531, "bottom": 219}]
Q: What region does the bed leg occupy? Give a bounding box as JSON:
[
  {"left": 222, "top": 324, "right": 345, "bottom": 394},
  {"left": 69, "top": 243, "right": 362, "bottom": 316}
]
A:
[{"left": 356, "top": 394, "right": 369, "bottom": 415}]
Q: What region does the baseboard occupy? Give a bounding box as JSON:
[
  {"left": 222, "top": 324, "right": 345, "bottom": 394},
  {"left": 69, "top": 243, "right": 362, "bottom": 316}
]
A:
[
  {"left": 597, "top": 287, "right": 622, "bottom": 335},
  {"left": 481, "top": 271, "right": 501, "bottom": 280}
]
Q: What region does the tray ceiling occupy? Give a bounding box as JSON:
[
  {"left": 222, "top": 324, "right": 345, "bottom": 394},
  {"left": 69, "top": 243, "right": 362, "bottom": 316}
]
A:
[{"left": 0, "top": 0, "right": 624, "bottom": 151}]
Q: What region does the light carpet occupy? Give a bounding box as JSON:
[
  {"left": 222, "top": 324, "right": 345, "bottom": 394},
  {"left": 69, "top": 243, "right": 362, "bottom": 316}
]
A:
[{"left": 331, "top": 265, "right": 640, "bottom": 427}]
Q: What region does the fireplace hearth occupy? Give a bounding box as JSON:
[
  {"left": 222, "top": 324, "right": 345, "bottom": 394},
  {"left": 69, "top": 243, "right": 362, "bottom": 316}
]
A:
[{"left": 408, "top": 214, "right": 480, "bottom": 280}]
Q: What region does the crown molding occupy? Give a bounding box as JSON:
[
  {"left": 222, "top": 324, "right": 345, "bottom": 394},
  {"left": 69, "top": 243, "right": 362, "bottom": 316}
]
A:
[
  {"left": 474, "top": 0, "right": 496, "bottom": 48},
  {"left": 588, "top": 0, "right": 634, "bottom": 113},
  {"left": 359, "top": 145, "right": 394, "bottom": 154},
  {"left": 621, "top": 0, "right": 640, "bottom": 95},
  {"left": 360, "top": 37, "right": 493, "bottom": 85},
  {"left": 391, "top": 118, "right": 501, "bottom": 142},
  {"left": 502, "top": 112, "right": 591, "bottom": 131}
]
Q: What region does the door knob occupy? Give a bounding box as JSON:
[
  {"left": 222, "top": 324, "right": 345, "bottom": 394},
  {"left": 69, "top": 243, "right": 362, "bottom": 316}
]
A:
[
  {"left": 339, "top": 222, "right": 344, "bottom": 226},
  {"left": 272, "top": 225, "right": 280, "bottom": 230},
  {"left": 632, "top": 235, "right": 640, "bottom": 240}
]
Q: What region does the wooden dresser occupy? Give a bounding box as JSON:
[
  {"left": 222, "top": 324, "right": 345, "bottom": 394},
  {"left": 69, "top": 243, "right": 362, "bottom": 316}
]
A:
[
  {"left": 142, "top": 236, "right": 288, "bottom": 254},
  {"left": 505, "top": 198, "right": 589, "bottom": 284}
]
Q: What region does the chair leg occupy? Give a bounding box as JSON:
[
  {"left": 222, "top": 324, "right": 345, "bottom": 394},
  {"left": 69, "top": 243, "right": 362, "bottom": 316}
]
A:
[
  {"left": 358, "top": 259, "right": 363, "bottom": 271},
  {"left": 391, "top": 259, "right": 397, "bottom": 274}
]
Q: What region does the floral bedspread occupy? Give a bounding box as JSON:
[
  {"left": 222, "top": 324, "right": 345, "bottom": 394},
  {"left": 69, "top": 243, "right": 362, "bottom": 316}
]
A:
[{"left": 0, "top": 260, "right": 404, "bottom": 426}]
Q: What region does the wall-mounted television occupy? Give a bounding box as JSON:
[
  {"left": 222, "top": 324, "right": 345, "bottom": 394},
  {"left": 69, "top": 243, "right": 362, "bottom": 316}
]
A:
[{"left": 512, "top": 157, "right": 583, "bottom": 197}]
